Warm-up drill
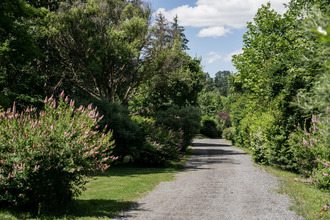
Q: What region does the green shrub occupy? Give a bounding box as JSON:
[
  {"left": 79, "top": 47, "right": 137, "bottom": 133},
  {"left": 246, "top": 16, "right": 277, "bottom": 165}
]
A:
[
  {"left": 222, "top": 127, "right": 235, "bottom": 141},
  {"left": 289, "top": 114, "right": 329, "bottom": 190},
  {"left": 0, "top": 93, "right": 115, "bottom": 212},
  {"left": 155, "top": 105, "right": 201, "bottom": 151},
  {"left": 200, "top": 116, "right": 219, "bottom": 138},
  {"left": 91, "top": 100, "right": 143, "bottom": 161},
  {"left": 197, "top": 90, "right": 223, "bottom": 117},
  {"left": 131, "top": 116, "right": 184, "bottom": 165},
  {"left": 215, "top": 110, "right": 231, "bottom": 135}
]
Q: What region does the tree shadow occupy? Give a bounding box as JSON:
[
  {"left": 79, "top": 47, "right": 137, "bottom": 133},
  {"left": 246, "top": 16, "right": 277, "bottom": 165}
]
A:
[
  {"left": 192, "top": 142, "right": 232, "bottom": 147},
  {"left": 97, "top": 165, "right": 181, "bottom": 178},
  {"left": 184, "top": 140, "right": 247, "bottom": 169},
  {"left": 2, "top": 199, "right": 135, "bottom": 219},
  {"left": 63, "top": 199, "right": 136, "bottom": 219},
  {"left": 193, "top": 148, "right": 247, "bottom": 156}
]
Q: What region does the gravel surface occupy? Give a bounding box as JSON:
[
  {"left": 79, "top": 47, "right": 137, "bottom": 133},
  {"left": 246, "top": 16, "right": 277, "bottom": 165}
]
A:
[{"left": 115, "top": 139, "right": 304, "bottom": 220}]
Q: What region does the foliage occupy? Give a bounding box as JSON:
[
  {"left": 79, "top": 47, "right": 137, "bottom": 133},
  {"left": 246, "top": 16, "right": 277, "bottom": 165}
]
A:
[
  {"left": 288, "top": 115, "right": 329, "bottom": 190},
  {"left": 288, "top": 8, "right": 330, "bottom": 190},
  {"left": 214, "top": 71, "right": 231, "bottom": 97},
  {"left": 86, "top": 100, "right": 143, "bottom": 161},
  {"left": 200, "top": 116, "right": 219, "bottom": 138},
  {"left": 215, "top": 110, "right": 231, "bottom": 135},
  {"left": 0, "top": 0, "right": 46, "bottom": 109},
  {"left": 132, "top": 116, "right": 184, "bottom": 165},
  {"left": 0, "top": 93, "right": 115, "bottom": 212},
  {"left": 38, "top": 1, "right": 190, "bottom": 105},
  {"left": 131, "top": 56, "right": 204, "bottom": 113},
  {"left": 197, "top": 89, "right": 223, "bottom": 117},
  {"left": 155, "top": 106, "right": 201, "bottom": 150},
  {"left": 230, "top": 1, "right": 330, "bottom": 171},
  {"left": 222, "top": 127, "right": 235, "bottom": 142}
]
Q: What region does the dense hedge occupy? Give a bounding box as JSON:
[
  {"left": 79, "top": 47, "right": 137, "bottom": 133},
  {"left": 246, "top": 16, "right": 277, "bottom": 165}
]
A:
[
  {"left": 155, "top": 105, "right": 201, "bottom": 151},
  {"left": 200, "top": 116, "right": 219, "bottom": 138}
]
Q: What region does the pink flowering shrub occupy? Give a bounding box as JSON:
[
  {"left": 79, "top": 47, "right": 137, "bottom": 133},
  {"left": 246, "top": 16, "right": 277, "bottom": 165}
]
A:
[
  {"left": 289, "top": 114, "right": 329, "bottom": 190},
  {"left": 0, "top": 92, "right": 115, "bottom": 211}
]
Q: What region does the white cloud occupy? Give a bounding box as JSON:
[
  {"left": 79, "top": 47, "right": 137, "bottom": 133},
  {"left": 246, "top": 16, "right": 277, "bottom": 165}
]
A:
[
  {"left": 197, "top": 26, "right": 231, "bottom": 38},
  {"left": 156, "top": 0, "right": 290, "bottom": 35},
  {"left": 224, "top": 49, "right": 244, "bottom": 62},
  {"left": 205, "top": 51, "right": 222, "bottom": 64}
]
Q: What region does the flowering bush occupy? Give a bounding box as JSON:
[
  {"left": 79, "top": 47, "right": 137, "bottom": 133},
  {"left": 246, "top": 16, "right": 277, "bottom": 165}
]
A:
[
  {"left": 0, "top": 92, "right": 115, "bottom": 212},
  {"left": 132, "top": 116, "right": 184, "bottom": 165},
  {"left": 289, "top": 114, "right": 329, "bottom": 190},
  {"left": 155, "top": 106, "right": 201, "bottom": 151}
]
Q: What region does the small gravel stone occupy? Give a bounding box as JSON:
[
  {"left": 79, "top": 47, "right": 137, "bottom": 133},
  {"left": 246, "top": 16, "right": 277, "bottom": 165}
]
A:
[{"left": 115, "top": 139, "right": 304, "bottom": 220}]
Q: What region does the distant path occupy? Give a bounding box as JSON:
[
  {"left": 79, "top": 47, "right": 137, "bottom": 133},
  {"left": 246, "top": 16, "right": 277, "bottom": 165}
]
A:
[{"left": 115, "top": 139, "right": 303, "bottom": 220}]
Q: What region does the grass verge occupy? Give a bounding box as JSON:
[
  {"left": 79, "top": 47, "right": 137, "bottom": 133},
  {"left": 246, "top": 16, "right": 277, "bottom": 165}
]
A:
[
  {"left": 263, "top": 166, "right": 330, "bottom": 220},
  {"left": 232, "top": 142, "right": 330, "bottom": 220},
  {"left": 0, "top": 151, "right": 191, "bottom": 219}
]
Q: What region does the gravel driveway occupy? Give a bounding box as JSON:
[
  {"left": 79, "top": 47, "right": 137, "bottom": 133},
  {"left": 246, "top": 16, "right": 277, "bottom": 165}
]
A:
[{"left": 115, "top": 139, "right": 304, "bottom": 220}]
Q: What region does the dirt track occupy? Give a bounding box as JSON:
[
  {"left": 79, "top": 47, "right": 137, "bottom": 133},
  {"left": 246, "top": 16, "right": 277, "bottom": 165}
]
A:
[{"left": 115, "top": 139, "right": 303, "bottom": 220}]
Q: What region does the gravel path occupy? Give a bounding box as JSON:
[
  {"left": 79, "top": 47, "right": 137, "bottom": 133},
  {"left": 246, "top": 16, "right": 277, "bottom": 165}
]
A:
[{"left": 115, "top": 139, "right": 304, "bottom": 220}]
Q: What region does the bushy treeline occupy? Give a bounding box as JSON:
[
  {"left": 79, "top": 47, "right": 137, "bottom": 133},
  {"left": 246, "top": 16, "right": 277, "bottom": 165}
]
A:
[
  {"left": 227, "top": 0, "right": 329, "bottom": 190},
  {"left": 0, "top": 0, "right": 204, "bottom": 212},
  {"left": 197, "top": 71, "right": 233, "bottom": 138},
  {"left": 1, "top": 0, "right": 204, "bottom": 162}
]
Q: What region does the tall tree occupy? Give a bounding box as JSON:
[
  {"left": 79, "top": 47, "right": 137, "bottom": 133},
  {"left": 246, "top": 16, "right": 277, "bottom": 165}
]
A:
[
  {"left": 214, "top": 70, "right": 231, "bottom": 97},
  {"left": 39, "top": 0, "right": 189, "bottom": 104},
  {"left": 0, "top": 0, "right": 45, "bottom": 108},
  {"left": 170, "top": 15, "right": 189, "bottom": 51},
  {"left": 231, "top": 0, "right": 330, "bottom": 168}
]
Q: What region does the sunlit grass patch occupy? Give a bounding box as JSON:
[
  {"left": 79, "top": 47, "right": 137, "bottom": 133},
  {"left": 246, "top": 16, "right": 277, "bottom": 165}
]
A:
[
  {"left": 263, "top": 166, "right": 330, "bottom": 220},
  {"left": 0, "top": 151, "right": 191, "bottom": 219}
]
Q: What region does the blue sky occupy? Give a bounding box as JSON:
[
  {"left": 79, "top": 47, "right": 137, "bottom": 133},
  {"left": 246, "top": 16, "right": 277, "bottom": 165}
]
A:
[{"left": 148, "top": 0, "right": 290, "bottom": 77}]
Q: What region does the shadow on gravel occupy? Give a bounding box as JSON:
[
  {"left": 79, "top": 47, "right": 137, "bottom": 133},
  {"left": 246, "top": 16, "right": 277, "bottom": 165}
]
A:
[
  {"left": 194, "top": 148, "right": 246, "bottom": 156},
  {"left": 192, "top": 143, "right": 232, "bottom": 147},
  {"left": 115, "top": 203, "right": 149, "bottom": 219},
  {"left": 186, "top": 140, "right": 246, "bottom": 169}
]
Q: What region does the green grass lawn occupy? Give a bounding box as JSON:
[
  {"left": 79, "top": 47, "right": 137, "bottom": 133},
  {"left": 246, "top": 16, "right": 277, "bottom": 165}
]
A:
[
  {"left": 264, "top": 166, "right": 330, "bottom": 220},
  {"left": 0, "top": 165, "right": 184, "bottom": 219}
]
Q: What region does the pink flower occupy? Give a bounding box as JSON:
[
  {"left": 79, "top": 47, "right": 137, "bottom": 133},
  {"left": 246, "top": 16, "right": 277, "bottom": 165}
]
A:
[
  {"left": 312, "top": 115, "right": 319, "bottom": 123},
  {"left": 103, "top": 157, "right": 109, "bottom": 161},
  {"left": 34, "top": 165, "right": 40, "bottom": 171},
  {"left": 303, "top": 138, "right": 308, "bottom": 146},
  {"left": 322, "top": 172, "right": 329, "bottom": 176},
  {"left": 48, "top": 95, "right": 53, "bottom": 102},
  {"left": 19, "top": 194, "right": 25, "bottom": 198},
  {"left": 60, "top": 90, "right": 64, "bottom": 97},
  {"left": 70, "top": 99, "right": 74, "bottom": 107}
]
